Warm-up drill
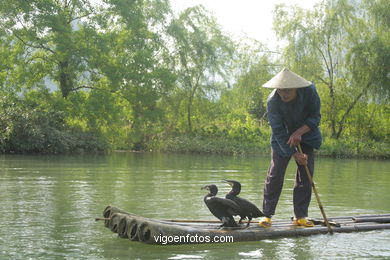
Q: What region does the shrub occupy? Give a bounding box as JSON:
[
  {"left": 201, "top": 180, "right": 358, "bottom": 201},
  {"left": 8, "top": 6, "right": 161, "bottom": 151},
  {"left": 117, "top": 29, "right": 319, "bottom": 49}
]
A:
[{"left": 0, "top": 96, "right": 107, "bottom": 154}]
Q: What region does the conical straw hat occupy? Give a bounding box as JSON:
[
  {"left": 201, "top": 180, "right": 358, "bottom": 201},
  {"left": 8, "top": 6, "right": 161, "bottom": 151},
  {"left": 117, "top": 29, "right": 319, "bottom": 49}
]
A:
[{"left": 262, "top": 68, "right": 312, "bottom": 89}]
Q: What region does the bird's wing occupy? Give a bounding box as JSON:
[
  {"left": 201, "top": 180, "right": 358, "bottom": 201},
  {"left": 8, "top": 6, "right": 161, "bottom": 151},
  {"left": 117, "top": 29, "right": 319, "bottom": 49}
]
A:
[
  {"left": 235, "top": 197, "right": 264, "bottom": 217},
  {"left": 208, "top": 197, "right": 241, "bottom": 213},
  {"left": 204, "top": 197, "right": 223, "bottom": 220}
]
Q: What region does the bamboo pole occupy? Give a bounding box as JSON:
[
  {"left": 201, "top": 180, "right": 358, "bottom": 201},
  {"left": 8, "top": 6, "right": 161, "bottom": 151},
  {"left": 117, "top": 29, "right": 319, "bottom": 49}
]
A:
[
  {"left": 352, "top": 216, "right": 390, "bottom": 223},
  {"left": 297, "top": 144, "right": 333, "bottom": 234},
  {"left": 95, "top": 217, "right": 111, "bottom": 221},
  {"left": 162, "top": 219, "right": 259, "bottom": 224}
]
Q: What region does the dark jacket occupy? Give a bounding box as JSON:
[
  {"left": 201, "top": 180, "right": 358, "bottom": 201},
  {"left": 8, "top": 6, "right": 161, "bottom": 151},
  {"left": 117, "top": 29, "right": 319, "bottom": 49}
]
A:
[{"left": 266, "top": 84, "right": 322, "bottom": 157}]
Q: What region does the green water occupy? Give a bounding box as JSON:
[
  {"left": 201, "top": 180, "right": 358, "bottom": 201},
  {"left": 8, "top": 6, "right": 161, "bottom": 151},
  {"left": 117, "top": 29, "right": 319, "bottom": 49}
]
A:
[{"left": 1, "top": 152, "right": 389, "bottom": 259}]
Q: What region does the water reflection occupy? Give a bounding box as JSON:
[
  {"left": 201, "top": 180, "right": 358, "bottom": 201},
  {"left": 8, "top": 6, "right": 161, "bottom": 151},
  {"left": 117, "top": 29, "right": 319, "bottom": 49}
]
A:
[{"left": 0, "top": 153, "right": 389, "bottom": 259}]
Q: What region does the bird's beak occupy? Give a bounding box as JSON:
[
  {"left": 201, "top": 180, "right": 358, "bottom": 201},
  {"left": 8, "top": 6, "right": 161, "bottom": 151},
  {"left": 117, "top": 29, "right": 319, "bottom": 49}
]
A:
[
  {"left": 201, "top": 185, "right": 208, "bottom": 190},
  {"left": 222, "top": 179, "right": 233, "bottom": 187}
]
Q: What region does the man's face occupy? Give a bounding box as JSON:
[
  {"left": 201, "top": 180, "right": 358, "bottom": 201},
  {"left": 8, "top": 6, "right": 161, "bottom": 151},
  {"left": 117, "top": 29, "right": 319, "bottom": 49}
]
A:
[{"left": 276, "top": 88, "right": 297, "bottom": 102}]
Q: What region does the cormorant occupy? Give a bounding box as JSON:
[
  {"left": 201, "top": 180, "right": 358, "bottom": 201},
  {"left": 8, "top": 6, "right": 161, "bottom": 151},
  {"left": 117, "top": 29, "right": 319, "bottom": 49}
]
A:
[
  {"left": 223, "top": 179, "right": 265, "bottom": 227},
  {"left": 201, "top": 184, "right": 241, "bottom": 227}
]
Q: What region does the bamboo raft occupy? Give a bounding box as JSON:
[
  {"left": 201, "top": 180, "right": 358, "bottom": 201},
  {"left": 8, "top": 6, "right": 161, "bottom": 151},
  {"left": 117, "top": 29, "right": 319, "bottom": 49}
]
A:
[{"left": 100, "top": 205, "right": 390, "bottom": 245}]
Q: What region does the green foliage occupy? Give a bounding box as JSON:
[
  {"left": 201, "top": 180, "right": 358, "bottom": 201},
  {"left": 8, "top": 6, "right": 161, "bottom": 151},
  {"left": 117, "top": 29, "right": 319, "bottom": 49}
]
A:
[
  {"left": 0, "top": 0, "right": 96, "bottom": 97},
  {"left": 0, "top": 94, "right": 107, "bottom": 153},
  {"left": 158, "top": 125, "right": 270, "bottom": 156},
  {"left": 166, "top": 5, "right": 234, "bottom": 132},
  {"left": 221, "top": 41, "right": 273, "bottom": 121},
  {"left": 320, "top": 137, "right": 390, "bottom": 159},
  {"left": 347, "top": 0, "right": 390, "bottom": 103},
  {"left": 0, "top": 0, "right": 388, "bottom": 157}
]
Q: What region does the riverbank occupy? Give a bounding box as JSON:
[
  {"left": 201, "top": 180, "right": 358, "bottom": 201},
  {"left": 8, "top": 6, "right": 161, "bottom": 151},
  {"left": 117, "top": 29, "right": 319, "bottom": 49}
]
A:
[
  {"left": 1, "top": 132, "right": 389, "bottom": 159},
  {"left": 154, "top": 134, "right": 390, "bottom": 159}
]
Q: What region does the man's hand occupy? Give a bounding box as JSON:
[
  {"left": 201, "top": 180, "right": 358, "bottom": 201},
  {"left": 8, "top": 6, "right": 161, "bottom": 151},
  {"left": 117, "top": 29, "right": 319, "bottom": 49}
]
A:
[
  {"left": 287, "top": 133, "right": 301, "bottom": 147},
  {"left": 293, "top": 152, "right": 308, "bottom": 166},
  {"left": 287, "top": 125, "right": 311, "bottom": 147}
]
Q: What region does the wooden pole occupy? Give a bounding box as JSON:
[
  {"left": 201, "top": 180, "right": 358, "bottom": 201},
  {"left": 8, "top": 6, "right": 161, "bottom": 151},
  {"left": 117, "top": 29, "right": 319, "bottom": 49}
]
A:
[
  {"left": 162, "top": 219, "right": 259, "bottom": 224},
  {"left": 95, "top": 217, "right": 111, "bottom": 221},
  {"left": 352, "top": 216, "right": 390, "bottom": 223},
  {"left": 297, "top": 144, "right": 333, "bottom": 234}
]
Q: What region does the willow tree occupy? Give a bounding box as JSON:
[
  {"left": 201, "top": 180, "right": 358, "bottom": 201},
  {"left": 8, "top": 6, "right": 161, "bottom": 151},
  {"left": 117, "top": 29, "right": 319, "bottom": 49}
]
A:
[
  {"left": 167, "top": 6, "right": 234, "bottom": 133},
  {"left": 347, "top": 0, "right": 390, "bottom": 103},
  {"left": 219, "top": 40, "right": 275, "bottom": 125},
  {"left": 341, "top": 0, "right": 390, "bottom": 142},
  {"left": 273, "top": 0, "right": 389, "bottom": 139}
]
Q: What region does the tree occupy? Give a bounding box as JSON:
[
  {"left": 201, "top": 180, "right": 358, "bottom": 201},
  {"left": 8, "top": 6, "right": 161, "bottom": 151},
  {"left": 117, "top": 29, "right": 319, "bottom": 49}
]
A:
[
  {"left": 92, "top": 0, "right": 175, "bottom": 148},
  {"left": 346, "top": 0, "right": 390, "bottom": 103},
  {"left": 225, "top": 40, "right": 275, "bottom": 122},
  {"left": 0, "top": 0, "right": 97, "bottom": 98},
  {"left": 0, "top": 0, "right": 176, "bottom": 149},
  {"left": 167, "top": 5, "right": 234, "bottom": 133}
]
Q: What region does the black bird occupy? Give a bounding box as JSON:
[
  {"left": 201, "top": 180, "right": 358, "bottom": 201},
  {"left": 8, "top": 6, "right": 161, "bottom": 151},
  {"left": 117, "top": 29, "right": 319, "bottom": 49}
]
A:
[
  {"left": 223, "top": 179, "right": 265, "bottom": 227},
  {"left": 201, "top": 184, "right": 241, "bottom": 227}
]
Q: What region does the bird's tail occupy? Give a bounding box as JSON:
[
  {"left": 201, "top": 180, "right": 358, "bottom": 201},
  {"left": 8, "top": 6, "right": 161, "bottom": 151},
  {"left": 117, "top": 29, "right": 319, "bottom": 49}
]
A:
[
  {"left": 222, "top": 216, "right": 238, "bottom": 227},
  {"left": 254, "top": 208, "right": 265, "bottom": 218}
]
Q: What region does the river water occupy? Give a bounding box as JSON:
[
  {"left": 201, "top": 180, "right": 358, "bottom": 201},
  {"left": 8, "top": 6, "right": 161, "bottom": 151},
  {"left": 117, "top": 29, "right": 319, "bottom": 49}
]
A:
[{"left": 1, "top": 152, "right": 389, "bottom": 259}]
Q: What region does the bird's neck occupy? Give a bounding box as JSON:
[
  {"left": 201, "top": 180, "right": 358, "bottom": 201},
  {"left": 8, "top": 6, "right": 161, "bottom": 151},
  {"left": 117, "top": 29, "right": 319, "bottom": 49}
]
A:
[
  {"left": 205, "top": 193, "right": 215, "bottom": 198},
  {"left": 226, "top": 193, "right": 235, "bottom": 199},
  {"left": 228, "top": 188, "right": 240, "bottom": 196}
]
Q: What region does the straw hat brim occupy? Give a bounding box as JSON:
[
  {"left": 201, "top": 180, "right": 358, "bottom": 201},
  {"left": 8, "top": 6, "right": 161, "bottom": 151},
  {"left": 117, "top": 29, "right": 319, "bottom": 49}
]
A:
[{"left": 262, "top": 68, "right": 312, "bottom": 89}]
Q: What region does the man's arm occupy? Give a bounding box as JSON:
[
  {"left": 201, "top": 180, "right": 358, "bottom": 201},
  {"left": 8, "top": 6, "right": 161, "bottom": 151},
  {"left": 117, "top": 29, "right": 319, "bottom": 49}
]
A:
[{"left": 287, "top": 124, "right": 311, "bottom": 147}]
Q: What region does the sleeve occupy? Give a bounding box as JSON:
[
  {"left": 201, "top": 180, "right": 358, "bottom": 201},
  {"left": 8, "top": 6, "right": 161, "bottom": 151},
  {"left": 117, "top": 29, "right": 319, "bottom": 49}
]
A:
[
  {"left": 304, "top": 84, "right": 321, "bottom": 130},
  {"left": 267, "top": 99, "right": 295, "bottom": 157}
]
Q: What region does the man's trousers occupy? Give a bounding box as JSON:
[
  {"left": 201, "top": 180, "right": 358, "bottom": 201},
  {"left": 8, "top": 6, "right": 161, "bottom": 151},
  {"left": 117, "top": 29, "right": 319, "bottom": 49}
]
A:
[{"left": 262, "top": 144, "right": 314, "bottom": 218}]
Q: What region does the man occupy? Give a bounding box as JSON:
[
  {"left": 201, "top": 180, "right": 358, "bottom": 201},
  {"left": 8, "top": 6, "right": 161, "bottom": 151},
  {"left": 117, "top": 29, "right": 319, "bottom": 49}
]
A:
[{"left": 259, "top": 68, "right": 322, "bottom": 228}]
